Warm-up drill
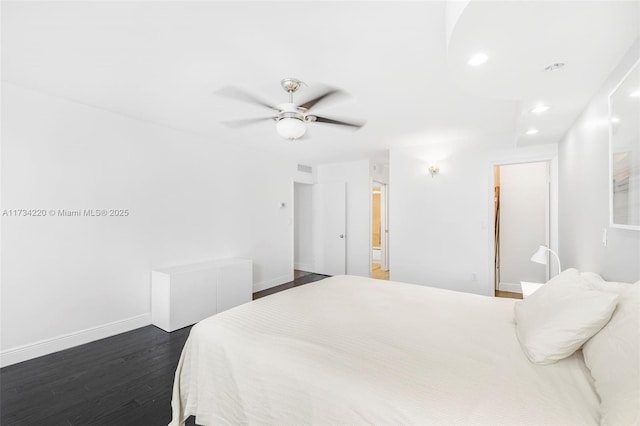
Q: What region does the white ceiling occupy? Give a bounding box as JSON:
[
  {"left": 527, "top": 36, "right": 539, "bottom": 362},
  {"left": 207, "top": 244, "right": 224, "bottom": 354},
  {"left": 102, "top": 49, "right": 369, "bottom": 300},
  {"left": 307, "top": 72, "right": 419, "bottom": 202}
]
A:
[
  {"left": 447, "top": 0, "right": 639, "bottom": 147},
  {"left": 2, "top": 1, "right": 638, "bottom": 165}
]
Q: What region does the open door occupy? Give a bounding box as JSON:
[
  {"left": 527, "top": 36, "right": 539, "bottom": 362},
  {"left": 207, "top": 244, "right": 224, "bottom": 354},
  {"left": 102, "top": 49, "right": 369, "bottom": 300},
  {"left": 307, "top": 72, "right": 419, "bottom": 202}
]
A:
[{"left": 312, "top": 182, "right": 346, "bottom": 276}]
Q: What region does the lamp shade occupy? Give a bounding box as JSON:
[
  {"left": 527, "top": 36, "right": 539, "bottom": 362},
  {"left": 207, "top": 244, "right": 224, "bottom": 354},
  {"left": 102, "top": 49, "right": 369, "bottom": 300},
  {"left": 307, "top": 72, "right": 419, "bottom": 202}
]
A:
[
  {"left": 530, "top": 245, "right": 548, "bottom": 265},
  {"left": 530, "top": 245, "right": 562, "bottom": 273},
  {"left": 276, "top": 117, "right": 306, "bottom": 140}
]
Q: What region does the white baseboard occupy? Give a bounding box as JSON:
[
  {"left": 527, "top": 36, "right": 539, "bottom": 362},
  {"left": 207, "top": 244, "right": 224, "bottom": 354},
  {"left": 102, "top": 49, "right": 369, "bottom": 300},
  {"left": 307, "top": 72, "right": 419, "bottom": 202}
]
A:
[
  {"left": 498, "top": 282, "right": 523, "bottom": 294},
  {"left": 0, "top": 313, "right": 151, "bottom": 368},
  {"left": 253, "top": 273, "right": 294, "bottom": 293},
  {"left": 294, "top": 262, "right": 313, "bottom": 272}
]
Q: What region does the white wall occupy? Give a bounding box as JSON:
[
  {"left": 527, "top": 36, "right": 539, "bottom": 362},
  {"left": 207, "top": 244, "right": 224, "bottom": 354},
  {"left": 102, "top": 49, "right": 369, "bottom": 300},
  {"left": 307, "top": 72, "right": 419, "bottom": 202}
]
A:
[
  {"left": 558, "top": 41, "right": 640, "bottom": 283},
  {"left": 389, "top": 138, "right": 558, "bottom": 296},
  {"left": 499, "top": 162, "right": 548, "bottom": 287},
  {"left": 294, "top": 183, "right": 314, "bottom": 272},
  {"left": 371, "top": 162, "right": 390, "bottom": 184},
  {"left": 1, "top": 83, "right": 296, "bottom": 365},
  {"left": 390, "top": 140, "right": 495, "bottom": 295},
  {"left": 316, "top": 160, "right": 371, "bottom": 277}
]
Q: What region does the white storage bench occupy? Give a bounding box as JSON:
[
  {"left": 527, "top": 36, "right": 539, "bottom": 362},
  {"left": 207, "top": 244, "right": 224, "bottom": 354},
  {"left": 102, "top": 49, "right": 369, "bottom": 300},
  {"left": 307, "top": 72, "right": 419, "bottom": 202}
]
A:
[{"left": 151, "top": 258, "right": 252, "bottom": 332}]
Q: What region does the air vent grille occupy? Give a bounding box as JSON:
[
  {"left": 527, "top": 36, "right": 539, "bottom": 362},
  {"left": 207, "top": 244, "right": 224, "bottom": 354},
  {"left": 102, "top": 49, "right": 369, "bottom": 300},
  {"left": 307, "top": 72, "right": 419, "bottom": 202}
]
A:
[{"left": 297, "top": 164, "right": 313, "bottom": 173}]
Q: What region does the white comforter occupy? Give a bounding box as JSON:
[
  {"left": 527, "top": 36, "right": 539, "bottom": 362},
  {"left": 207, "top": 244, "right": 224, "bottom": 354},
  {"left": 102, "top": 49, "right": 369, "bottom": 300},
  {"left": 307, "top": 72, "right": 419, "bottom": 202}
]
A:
[{"left": 170, "top": 275, "right": 600, "bottom": 425}]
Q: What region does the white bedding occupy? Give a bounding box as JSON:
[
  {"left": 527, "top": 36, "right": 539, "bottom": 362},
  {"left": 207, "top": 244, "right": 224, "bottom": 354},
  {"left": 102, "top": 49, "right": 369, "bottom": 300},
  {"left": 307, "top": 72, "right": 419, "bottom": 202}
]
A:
[{"left": 170, "top": 275, "right": 600, "bottom": 425}]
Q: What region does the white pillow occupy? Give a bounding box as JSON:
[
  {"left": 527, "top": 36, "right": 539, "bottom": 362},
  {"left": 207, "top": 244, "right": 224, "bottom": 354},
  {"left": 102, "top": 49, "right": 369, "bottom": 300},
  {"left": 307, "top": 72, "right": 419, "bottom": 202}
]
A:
[
  {"left": 514, "top": 269, "right": 619, "bottom": 365},
  {"left": 583, "top": 283, "right": 639, "bottom": 426},
  {"left": 581, "top": 271, "right": 632, "bottom": 294}
]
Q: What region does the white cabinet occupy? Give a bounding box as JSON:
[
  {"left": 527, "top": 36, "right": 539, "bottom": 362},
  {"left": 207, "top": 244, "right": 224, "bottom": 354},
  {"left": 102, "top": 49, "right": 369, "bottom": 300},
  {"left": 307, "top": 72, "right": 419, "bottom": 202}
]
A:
[{"left": 152, "top": 258, "right": 252, "bottom": 332}]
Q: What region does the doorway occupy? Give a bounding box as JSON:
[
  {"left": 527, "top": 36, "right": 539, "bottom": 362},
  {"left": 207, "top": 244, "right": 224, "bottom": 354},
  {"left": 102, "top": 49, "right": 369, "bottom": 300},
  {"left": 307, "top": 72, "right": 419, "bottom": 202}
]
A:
[
  {"left": 293, "top": 182, "right": 314, "bottom": 277},
  {"left": 371, "top": 181, "right": 389, "bottom": 280},
  {"left": 493, "top": 161, "right": 550, "bottom": 298}
]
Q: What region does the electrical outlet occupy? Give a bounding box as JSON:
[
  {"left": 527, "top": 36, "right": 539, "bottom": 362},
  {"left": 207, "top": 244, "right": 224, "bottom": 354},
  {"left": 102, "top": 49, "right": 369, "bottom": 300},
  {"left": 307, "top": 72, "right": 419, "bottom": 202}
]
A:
[
  {"left": 602, "top": 228, "right": 607, "bottom": 247},
  {"left": 472, "top": 272, "right": 478, "bottom": 282}
]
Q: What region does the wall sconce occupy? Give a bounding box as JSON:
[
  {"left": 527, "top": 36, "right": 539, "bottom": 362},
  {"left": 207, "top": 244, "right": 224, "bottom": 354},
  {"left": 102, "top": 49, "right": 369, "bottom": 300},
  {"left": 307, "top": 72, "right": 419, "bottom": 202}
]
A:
[{"left": 428, "top": 165, "right": 440, "bottom": 178}]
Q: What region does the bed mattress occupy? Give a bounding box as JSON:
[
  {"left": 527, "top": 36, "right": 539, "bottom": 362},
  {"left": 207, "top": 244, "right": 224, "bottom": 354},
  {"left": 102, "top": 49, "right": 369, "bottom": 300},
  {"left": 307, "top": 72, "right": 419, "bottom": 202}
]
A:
[{"left": 170, "top": 275, "right": 600, "bottom": 425}]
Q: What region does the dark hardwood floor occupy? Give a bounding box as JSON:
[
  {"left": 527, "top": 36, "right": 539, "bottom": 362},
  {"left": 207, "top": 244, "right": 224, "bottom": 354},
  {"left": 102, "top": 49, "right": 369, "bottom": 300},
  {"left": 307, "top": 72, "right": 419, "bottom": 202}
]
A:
[
  {"left": 253, "top": 271, "right": 328, "bottom": 300},
  {"left": 0, "top": 272, "right": 329, "bottom": 426}
]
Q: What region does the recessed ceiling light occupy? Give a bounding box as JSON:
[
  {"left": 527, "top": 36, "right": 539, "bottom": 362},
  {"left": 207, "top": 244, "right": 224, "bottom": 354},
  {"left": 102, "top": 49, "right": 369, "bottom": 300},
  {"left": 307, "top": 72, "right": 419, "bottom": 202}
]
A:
[
  {"left": 611, "top": 117, "right": 621, "bottom": 124},
  {"left": 526, "top": 129, "right": 539, "bottom": 135},
  {"left": 544, "top": 62, "right": 565, "bottom": 72},
  {"left": 531, "top": 105, "right": 550, "bottom": 114},
  {"left": 630, "top": 90, "right": 640, "bottom": 97},
  {"left": 468, "top": 52, "right": 488, "bottom": 66}
]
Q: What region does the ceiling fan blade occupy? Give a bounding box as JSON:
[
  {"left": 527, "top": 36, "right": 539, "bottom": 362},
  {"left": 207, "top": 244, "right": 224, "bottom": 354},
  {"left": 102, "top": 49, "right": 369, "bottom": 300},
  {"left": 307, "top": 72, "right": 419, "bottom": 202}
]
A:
[
  {"left": 298, "top": 88, "right": 345, "bottom": 111},
  {"left": 310, "top": 115, "right": 365, "bottom": 129},
  {"left": 216, "top": 86, "right": 279, "bottom": 111},
  {"left": 221, "top": 117, "right": 275, "bottom": 128}
]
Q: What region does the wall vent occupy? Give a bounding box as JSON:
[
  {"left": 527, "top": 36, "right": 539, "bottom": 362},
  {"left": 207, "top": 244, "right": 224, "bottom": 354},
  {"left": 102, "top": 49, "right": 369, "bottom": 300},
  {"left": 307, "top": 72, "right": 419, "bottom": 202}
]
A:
[{"left": 297, "top": 164, "right": 313, "bottom": 173}]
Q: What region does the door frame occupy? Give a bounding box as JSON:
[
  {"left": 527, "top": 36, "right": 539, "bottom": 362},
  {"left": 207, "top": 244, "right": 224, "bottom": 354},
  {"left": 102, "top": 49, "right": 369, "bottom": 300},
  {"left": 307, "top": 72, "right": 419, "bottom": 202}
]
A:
[
  {"left": 487, "top": 153, "right": 558, "bottom": 297},
  {"left": 381, "top": 182, "right": 389, "bottom": 271}
]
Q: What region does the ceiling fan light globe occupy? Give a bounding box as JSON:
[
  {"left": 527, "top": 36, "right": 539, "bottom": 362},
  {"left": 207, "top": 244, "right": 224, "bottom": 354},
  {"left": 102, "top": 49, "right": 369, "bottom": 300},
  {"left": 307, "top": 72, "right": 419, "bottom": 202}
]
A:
[{"left": 276, "top": 117, "right": 306, "bottom": 140}]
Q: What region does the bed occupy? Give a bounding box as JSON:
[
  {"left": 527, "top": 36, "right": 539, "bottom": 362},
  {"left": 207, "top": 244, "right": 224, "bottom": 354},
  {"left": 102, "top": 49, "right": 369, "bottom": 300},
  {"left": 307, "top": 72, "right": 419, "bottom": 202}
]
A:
[{"left": 168, "top": 273, "right": 634, "bottom": 425}]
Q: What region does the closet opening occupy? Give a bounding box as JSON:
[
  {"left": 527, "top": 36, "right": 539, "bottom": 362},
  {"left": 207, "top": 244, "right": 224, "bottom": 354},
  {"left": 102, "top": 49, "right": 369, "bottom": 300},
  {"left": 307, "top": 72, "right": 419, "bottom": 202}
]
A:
[{"left": 493, "top": 161, "right": 550, "bottom": 299}]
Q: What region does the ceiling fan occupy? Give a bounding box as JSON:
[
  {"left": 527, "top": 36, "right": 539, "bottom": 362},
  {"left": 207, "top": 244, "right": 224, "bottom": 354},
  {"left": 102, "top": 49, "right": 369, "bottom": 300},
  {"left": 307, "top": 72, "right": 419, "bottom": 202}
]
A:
[{"left": 217, "top": 78, "right": 365, "bottom": 140}]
